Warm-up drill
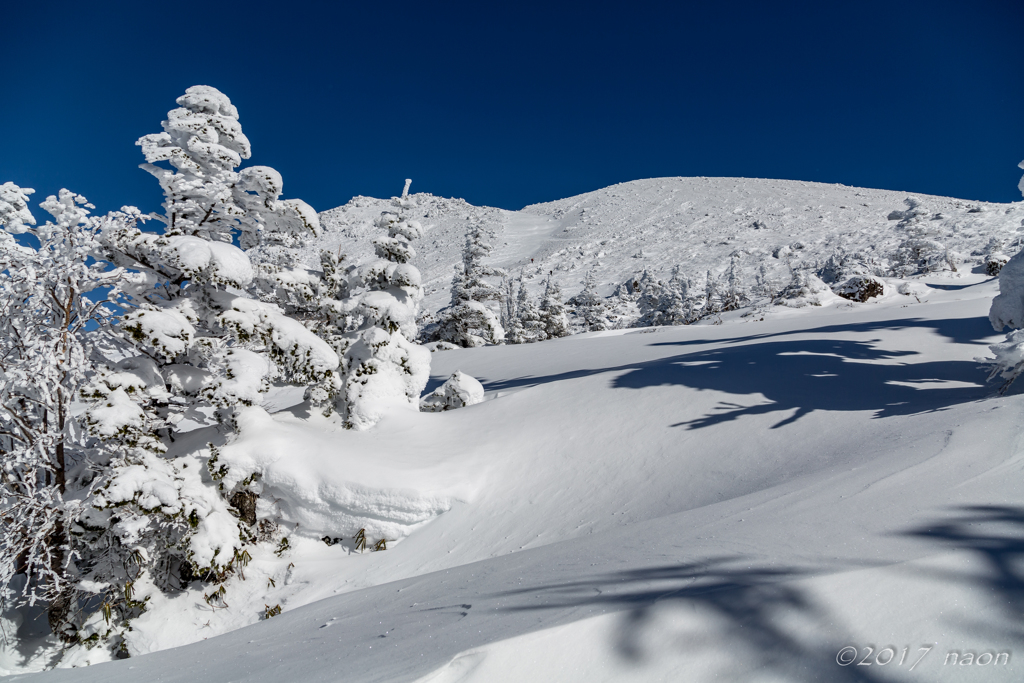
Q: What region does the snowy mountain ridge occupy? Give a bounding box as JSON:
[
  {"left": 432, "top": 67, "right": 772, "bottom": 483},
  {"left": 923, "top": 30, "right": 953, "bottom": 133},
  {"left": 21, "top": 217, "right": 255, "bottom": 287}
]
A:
[{"left": 311, "top": 176, "right": 1024, "bottom": 314}]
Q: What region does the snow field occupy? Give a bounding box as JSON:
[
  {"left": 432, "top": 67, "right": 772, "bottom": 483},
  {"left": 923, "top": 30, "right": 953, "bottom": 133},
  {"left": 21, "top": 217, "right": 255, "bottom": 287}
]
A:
[{"left": 14, "top": 272, "right": 1024, "bottom": 682}]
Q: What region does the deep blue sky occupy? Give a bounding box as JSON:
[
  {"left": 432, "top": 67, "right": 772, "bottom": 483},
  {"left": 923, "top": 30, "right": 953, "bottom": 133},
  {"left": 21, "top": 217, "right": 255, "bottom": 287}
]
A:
[{"left": 2, "top": 0, "right": 1022, "bottom": 218}]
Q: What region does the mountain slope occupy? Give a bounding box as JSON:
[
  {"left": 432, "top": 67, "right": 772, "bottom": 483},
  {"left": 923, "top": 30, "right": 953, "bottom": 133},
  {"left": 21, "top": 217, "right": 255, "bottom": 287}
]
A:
[
  {"left": 5, "top": 179, "right": 1024, "bottom": 681},
  {"left": 17, "top": 276, "right": 1023, "bottom": 683},
  {"left": 310, "top": 177, "right": 1024, "bottom": 313}
]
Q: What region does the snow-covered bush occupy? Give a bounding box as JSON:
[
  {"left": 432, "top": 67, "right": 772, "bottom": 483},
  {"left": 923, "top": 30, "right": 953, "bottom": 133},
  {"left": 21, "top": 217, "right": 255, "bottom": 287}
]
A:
[
  {"left": 982, "top": 238, "right": 1011, "bottom": 276},
  {"left": 778, "top": 267, "right": 834, "bottom": 308},
  {"left": 420, "top": 371, "right": 485, "bottom": 412},
  {"left": 891, "top": 198, "right": 957, "bottom": 276},
  {"left": 437, "top": 224, "right": 506, "bottom": 347},
  {"left": 832, "top": 275, "right": 885, "bottom": 302}
]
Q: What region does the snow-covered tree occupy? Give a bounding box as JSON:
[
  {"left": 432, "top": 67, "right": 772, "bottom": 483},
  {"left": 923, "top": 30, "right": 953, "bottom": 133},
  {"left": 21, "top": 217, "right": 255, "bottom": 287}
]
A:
[
  {"left": 703, "top": 270, "right": 722, "bottom": 316},
  {"left": 720, "top": 256, "right": 746, "bottom": 312},
  {"left": 438, "top": 224, "right": 505, "bottom": 347},
  {"left": 570, "top": 270, "right": 610, "bottom": 332},
  {"left": 659, "top": 266, "right": 693, "bottom": 325},
  {"left": 0, "top": 186, "right": 130, "bottom": 638},
  {"left": 891, "top": 198, "right": 956, "bottom": 276},
  {"left": 985, "top": 161, "right": 1024, "bottom": 392},
  {"left": 336, "top": 210, "right": 431, "bottom": 429},
  {"left": 500, "top": 273, "right": 525, "bottom": 344},
  {"left": 83, "top": 86, "right": 341, "bottom": 638},
  {"left": 510, "top": 278, "right": 545, "bottom": 343},
  {"left": 633, "top": 270, "right": 664, "bottom": 327},
  {"left": 755, "top": 261, "right": 777, "bottom": 299},
  {"left": 538, "top": 276, "right": 570, "bottom": 339},
  {"left": 103, "top": 85, "right": 340, "bottom": 424}
]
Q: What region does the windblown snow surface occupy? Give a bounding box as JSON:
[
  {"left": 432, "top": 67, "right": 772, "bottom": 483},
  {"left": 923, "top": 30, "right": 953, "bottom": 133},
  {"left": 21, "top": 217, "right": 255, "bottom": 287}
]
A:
[{"left": 6, "top": 178, "right": 1024, "bottom": 682}]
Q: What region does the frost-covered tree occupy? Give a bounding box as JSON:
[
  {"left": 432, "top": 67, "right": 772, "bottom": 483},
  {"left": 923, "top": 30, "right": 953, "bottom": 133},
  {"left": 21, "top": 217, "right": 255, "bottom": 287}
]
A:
[
  {"left": 633, "top": 270, "right": 664, "bottom": 327},
  {"left": 659, "top": 266, "right": 693, "bottom": 325},
  {"left": 538, "top": 276, "right": 570, "bottom": 339},
  {"left": 891, "top": 198, "right": 956, "bottom": 276},
  {"left": 500, "top": 273, "right": 525, "bottom": 344},
  {"left": 136, "top": 85, "right": 322, "bottom": 319},
  {"left": 102, "top": 86, "right": 340, "bottom": 425},
  {"left": 83, "top": 86, "right": 341, "bottom": 640},
  {"left": 438, "top": 225, "right": 505, "bottom": 347},
  {"left": 336, "top": 210, "right": 431, "bottom": 429},
  {"left": 510, "top": 278, "right": 545, "bottom": 343},
  {"left": 720, "top": 257, "right": 746, "bottom": 312},
  {"left": 703, "top": 270, "right": 722, "bottom": 315},
  {"left": 985, "top": 158, "right": 1024, "bottom": 392},
  {"left": 570, "top": 270, "right": 610, "bottom": 332},
  {"left": 0, "top": 186, "right": 132, "bottom": 638},
  {"left": 755, "top": 261, "right": 777, "bottom": 299}
]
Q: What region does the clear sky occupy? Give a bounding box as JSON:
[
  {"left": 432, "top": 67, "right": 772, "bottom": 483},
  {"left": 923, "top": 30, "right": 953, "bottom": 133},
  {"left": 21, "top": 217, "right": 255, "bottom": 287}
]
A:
[{"left": 2, "top": 0, "right": 1022, "bottom": 216}]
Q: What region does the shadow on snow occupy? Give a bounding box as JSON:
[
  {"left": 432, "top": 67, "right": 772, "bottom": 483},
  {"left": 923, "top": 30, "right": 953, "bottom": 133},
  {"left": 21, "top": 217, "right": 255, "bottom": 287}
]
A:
[
  {"left": 493, "top": 557, "right": 891, "bottom": 682},
  {"left": 897, "top": 505, "right": 1024, "bottom": 643},
  {"left": 477, "top": 317, "right": 993, "bottom": 429}
]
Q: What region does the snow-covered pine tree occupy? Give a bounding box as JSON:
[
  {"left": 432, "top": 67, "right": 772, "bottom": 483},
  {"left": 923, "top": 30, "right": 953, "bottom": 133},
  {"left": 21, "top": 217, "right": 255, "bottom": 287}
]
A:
[
  {"left": 756, "top": 261, "right": 776, "bottom": 299},
  {"left": 501, "top": 273, "right": 525, "bottom": 344},
  {"left": 88, "top": 86, "right": 340, "bottom": 621},
  {"left": 538, "top": 275, "right": 570, "bottom": 339},
  {"left": 136, "top": 84, "right": 323, "bottom": 319},
  {"left": 703, "top": 269, "right": 722, "bottom": 315},
  {"left": 570, "top": 270, "right": 610, "bottom": 332},
  {"left": 633, "top": 270, "right": 664, "bottom": 327},
  {"left": 337, "top": 209, "right": 430, "bottom": 429},
  {"left": 512, "top": 278, "right": 545, "bottom": 343},
  {"left": 720, "top": 256, "right": 746, "bottom": 312},
  {"left": 657, "top": 266, "right": 691, "bottom": 326},
  {"left": 438, "top": 224, "right": 506, "bottom": 347},
  {"left": 0, "top": 186, "right": 133, "bottom": 638}
]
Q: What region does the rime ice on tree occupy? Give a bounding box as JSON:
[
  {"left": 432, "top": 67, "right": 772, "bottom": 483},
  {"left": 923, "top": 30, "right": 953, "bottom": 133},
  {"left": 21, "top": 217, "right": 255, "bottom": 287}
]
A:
[
  {"left": 337, "top": 209, "right": 431, "bottom": 429},
  {"left": 438, "top": 224, "right": 506, "bottom": 347}
]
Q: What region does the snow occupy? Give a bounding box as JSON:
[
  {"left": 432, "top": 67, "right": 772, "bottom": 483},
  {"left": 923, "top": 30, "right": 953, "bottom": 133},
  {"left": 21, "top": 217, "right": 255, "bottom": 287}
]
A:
[
  {"left": 0, "top": 182, "right": 36, "bottom": 234},
  {"left": 5, "top": 178, "right": 1024, "bottom": 682},
  {"left": 164, "top": 236, "right": 254, "bottom": 288},
  {"left": 420, "top": 371, "right": 485, "bottom": 412},
  {"left": 85, "top": 388, "right": 145, "bottom": 437},
  {"left": 218, "top": 406, "right": 468, "bottom": 542},
  {"left": 309, "top": 177, "right": 1024, "bottom": 315}
]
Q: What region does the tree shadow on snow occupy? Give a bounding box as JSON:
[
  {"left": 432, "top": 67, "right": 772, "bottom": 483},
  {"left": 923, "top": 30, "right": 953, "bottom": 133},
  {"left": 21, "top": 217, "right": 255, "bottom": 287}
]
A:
[
  {"left": 483, "top": 319, "right": 992, "bottom": 429},
  {"left": 646, "top": 315, "right": 999, "bottom": 349},
  {"left": 494, "top": 557, "right": 890, "bottom": 682},
  {"left": 625, "top": 338, "right": 987, "bottom": 429},
  {"left": 897, "top": 505, "right": 1024, "bottom": 643}
]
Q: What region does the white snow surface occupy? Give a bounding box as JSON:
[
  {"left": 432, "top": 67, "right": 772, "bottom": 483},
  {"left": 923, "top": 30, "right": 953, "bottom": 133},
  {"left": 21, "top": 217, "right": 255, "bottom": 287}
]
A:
[{"left": 5, "top": 178, "right": 1024, "bottom": 682}]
